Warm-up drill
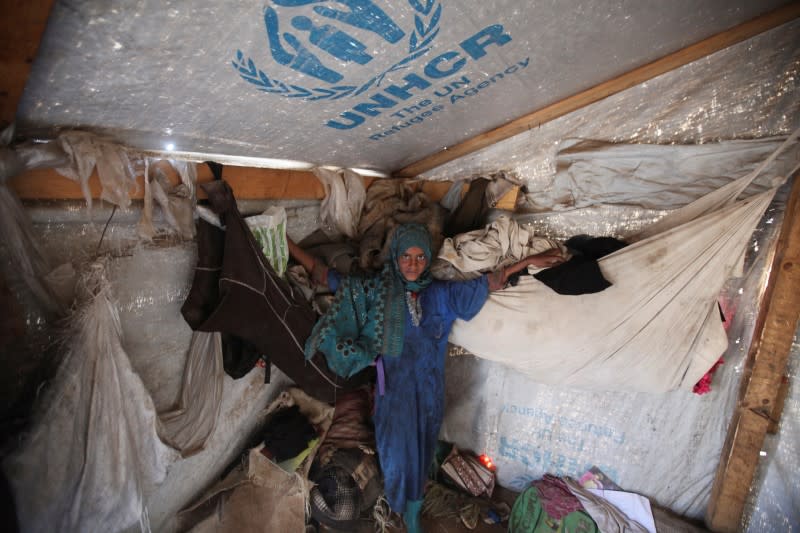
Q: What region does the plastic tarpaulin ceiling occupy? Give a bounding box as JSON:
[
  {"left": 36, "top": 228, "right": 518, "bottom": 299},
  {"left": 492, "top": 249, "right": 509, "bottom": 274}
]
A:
[{"left": 15, "top": 0, "right": 792, "bottom": 172}]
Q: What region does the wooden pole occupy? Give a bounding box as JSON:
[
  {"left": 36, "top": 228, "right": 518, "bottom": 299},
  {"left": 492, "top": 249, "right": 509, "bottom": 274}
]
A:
[{"left": 707, "top": 173, "right": 800, "bottom": 531}]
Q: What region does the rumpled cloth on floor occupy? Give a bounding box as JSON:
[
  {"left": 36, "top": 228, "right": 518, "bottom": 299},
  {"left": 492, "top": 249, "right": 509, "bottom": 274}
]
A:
[
  {"left": 316, "top": 387, "right": 376, "bottom": 461},
  {"left": 532, "top": 474, "right": 584, "bottom": 519},
  {"left": 178, "top": 448, "right": 308, "bottom": 533},
  {"left": 563, "top": 478, "right": 652, "bottom": 533},
  {"left": 509, "top": 484, "right": 599, "bottom": 533},
  {"left": 177, "top": 387, "right": 333, "bottom": 532},
  {"left": 309, "top": 388, "right": 382, "bottom": 530},
  {"left": 260, "top": 404, "right": 317, "bottom": 462}
]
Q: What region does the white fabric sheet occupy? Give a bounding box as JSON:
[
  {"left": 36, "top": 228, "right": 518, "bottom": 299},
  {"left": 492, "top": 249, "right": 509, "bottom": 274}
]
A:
[
  {"left": 527, "top": 137, "right": 793, "bottom": 212},
  {"left": 586, "top": 489, "right": 657, "bottom": 533},
  {"left": 4, "top": 264, "right": 239, "bottom": 532},
  {"left": 449, "top": 188, "right": 775, "bottom": 392},
  {"left": 4, "top": 263, "right": 178, "bottom": 533}
]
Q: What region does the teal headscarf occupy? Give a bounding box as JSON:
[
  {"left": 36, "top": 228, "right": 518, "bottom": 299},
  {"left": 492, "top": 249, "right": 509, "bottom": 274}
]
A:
[
  {"left": 304, "top": 224, "right": 434, "bottom": 378},
  {"left": 388, "top": 223, "right": 433, "bottom": 292}
]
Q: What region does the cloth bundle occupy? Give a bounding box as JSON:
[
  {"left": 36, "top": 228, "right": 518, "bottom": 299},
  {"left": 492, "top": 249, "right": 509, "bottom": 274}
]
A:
[
  {"left": 308, "top": 388, "right": 382, "bottom": 530},
  {"left": 510, "top": 474, "right": 654, "bottom": 533},
  {"left": 177, "top": 387, "right": 333, "bottom": 532},
  {"left": 439, "top": 446, "right": 496, "bottom": 499}
]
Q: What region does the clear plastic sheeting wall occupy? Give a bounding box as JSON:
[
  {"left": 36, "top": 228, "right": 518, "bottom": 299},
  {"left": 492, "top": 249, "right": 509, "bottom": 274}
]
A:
[
  {"left": 743, "top": 332, "right": 800, "bottom": 532},
  {"left": 4, "top": 200, "right": 321, "bottom": 532},
  {"left": 16, "top": 0, "right": 790, "bottom": 171},
  {"left": 422, "top": 19, "right": 800, "bottom": 185}
]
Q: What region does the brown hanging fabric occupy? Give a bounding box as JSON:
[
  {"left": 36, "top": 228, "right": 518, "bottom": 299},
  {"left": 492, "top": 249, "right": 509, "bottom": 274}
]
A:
[{"left": 181, "top": 178, "right": 373, "bottom": 403}]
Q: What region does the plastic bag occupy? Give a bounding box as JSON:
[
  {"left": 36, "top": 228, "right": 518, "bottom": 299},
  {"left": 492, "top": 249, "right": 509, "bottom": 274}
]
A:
[{"left": 245, "top": 206, "right": 289, "bottom": 277}]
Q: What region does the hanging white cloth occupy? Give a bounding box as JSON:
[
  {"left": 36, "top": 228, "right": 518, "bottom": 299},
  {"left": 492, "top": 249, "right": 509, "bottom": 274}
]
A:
[
  {"left": 525, "top": 136, "right": 795, "bottom": 212},
  {"left": 4, "top": 263, "right": 228, "bottom": 532},
  {"left": 631, "top": 130, "right": 799, "bottom": 241},
  {"left": 4, "top": 263, "right": 178, "bottom": 533},
  {"left": 449, "top": 187, "right": 776, "bottom": 392},
  {"left": 313, "top": 167, "right": 366, "bottom": 240},
  {"left": 158, "top": 331, "right": 225, "bottom": 457}
]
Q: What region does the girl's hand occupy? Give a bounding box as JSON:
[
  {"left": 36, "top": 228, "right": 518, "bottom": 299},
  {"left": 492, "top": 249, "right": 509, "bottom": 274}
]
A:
[{"left": 527, "top": 249, "right": 566, "bottom": 268}]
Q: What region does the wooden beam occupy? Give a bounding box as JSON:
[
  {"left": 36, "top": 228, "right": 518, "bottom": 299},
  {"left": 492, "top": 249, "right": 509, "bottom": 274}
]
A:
[
  {"left": 8, "top": 166, "right": 327, "bottom": 200},
  {"left": 0, "top": 0, "right": 55, "bottom": 126},
  {"left": 8, "top": 164, "right": 519, "bottom": 207},
  {"left": 707, "top": 174, "right": 800, "bottom": 532},
  {"left": 395, "top": 2, "right": 800, "bottom": 178}
]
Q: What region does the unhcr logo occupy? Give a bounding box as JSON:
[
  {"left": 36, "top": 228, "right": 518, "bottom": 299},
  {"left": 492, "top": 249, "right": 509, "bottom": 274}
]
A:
[{"left": 233, "top": 0, "right": 444, "bottom": 100}]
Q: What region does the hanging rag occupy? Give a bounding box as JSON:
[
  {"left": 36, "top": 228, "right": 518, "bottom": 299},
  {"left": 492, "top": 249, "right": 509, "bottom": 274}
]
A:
[{"left": 181, "top": 179, "right": 373, "bottom": 403}]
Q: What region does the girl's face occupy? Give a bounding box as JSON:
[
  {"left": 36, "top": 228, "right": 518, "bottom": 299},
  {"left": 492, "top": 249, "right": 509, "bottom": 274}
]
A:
[{"left": 397, "top": 246, "right": 427, "bottom": 282}]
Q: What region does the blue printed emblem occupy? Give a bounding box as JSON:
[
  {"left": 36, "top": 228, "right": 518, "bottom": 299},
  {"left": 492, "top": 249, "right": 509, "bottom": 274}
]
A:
[{"left": 233, "top": 0, "right": 442, "bottom": 100}]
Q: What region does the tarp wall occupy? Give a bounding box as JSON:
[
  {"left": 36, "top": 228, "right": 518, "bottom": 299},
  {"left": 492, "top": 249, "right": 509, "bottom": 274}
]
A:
[
  {"left": 1, "top": 200, "right": 321, "bottom": 531},
  {"left": 15, "top": 0, "right": 792, "bottom": 171}
]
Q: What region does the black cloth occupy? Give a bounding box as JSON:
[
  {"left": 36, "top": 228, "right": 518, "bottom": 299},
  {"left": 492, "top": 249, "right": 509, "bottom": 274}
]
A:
[
  {"left": 444, "top": 178, "right": 491, "bottom": 237},
  {"left": 221, "top": 333, "right": 266, "bottom": 380},
  {"left": 532, "top": 258, "right": 612, "bottom": 295},
  {"left": 181, "top": 179, "right": 373, "bottom": 403},
  {"left": 261, "top": 405, "right": 317, "bottom": 462},
  {"left": 564, "top": 235, "right": 627, "bottom": 259},
  {"left": 517, "top": 235, "right": 627, "bottom": 295}
]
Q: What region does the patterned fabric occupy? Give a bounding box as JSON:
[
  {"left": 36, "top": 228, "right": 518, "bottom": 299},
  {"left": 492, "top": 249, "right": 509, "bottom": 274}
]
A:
[
  {"left": 509, "top": 486, "right": 598, "bottom": 533},
  {"left": 309, "top": 447, "right": 383, "bottom": 529},
  {"left": 533, "top": 474, "right": 584, "bottom": 520},
  {"left": 440, "top": 446, "right": 496, "bottom": 498},
  {"left": 303, "top": 223, "right": 434, "bottom": 377},
  {"left": 309, "top": 466, "right": 359, "bottom": 526},
  {"left": 304, "top": 269, "right": 389, "bottom": 377}
]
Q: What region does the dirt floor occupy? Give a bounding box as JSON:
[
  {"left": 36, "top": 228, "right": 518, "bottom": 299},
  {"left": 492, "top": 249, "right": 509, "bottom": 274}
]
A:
[
  {"left": 316, "top": 485, "right": 519, "bottom": 533},
  {"left": 312, "top": 484, "right": 713, "bottom": 533}
]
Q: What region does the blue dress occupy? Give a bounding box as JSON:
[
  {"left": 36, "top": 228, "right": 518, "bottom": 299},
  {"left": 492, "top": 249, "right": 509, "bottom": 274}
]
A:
[{"left": 329, "top": 272, "right": 489, "bottom": 511}]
